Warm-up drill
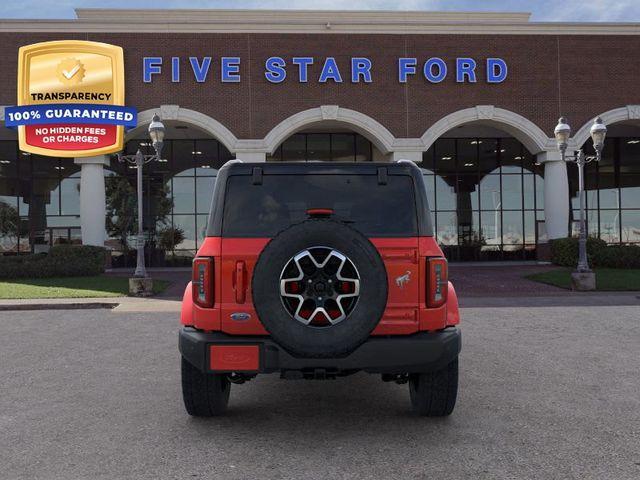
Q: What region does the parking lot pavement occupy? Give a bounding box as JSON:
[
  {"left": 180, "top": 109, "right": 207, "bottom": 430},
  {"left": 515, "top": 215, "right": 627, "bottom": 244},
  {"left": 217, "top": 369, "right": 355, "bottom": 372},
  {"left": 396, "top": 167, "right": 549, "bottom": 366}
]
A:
[{"left": 1, "top": 307, "right": 639, "bottom": 480}]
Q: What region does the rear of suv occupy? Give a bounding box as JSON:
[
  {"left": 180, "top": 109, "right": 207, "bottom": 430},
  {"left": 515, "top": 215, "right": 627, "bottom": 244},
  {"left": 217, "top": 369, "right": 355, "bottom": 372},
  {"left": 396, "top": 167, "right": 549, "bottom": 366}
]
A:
[{"left": 179, "top": 160, "right": 461, "bottom": 416}]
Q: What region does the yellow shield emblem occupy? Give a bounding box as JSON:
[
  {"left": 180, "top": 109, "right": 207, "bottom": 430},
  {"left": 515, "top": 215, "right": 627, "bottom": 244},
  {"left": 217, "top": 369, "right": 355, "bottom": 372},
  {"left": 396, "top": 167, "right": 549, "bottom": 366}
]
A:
[{"left": 15, "top": 40, "right": 126, "bottom": 157}]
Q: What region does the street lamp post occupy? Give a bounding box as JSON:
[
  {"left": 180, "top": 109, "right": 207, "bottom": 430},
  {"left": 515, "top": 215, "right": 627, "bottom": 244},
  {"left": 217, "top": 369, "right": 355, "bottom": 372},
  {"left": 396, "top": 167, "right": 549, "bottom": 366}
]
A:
[
  {"left": 553, "top": 116, "right": 607, "bottom": 289},
  {"left": 117, "top": 114, "right": 165, "bottom": 293}
]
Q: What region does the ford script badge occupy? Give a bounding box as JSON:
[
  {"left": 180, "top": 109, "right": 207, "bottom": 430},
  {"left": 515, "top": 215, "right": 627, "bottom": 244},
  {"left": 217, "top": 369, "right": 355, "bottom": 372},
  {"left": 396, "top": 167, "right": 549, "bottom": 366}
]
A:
[{"left": 230, "top": 312, "right": 251, "bottom": 322}]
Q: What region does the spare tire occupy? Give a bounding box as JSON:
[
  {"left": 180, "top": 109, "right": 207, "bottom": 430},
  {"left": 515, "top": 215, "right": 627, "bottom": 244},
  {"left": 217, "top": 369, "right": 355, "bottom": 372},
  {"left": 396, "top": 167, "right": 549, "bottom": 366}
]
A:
[{"left": 252, "top": 219, "right": 388, "bottom": 358}]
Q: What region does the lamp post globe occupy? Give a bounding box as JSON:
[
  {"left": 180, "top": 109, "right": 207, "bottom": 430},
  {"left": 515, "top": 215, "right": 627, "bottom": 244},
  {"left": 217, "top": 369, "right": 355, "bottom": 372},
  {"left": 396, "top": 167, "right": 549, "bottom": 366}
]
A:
[
  {"left": 554, "top": 117, "right": 571, "bottom": 155},
  {"left": 148, "top": 113, "right": 166, "bottom": 157},
  {"left": 590, "top": 116, "right": 607, "bottom": 154}
]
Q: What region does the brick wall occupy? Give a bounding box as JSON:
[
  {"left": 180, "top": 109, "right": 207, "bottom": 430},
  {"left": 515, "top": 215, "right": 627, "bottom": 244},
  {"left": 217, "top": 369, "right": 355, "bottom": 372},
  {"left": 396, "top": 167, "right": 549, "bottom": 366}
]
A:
[{"left": 0, "top": 32, "right": 638, "bottom": 140}]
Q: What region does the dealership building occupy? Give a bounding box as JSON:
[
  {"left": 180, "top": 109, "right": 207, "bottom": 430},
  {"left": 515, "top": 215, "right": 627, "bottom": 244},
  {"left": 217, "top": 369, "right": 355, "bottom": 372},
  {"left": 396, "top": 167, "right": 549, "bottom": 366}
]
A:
[{"left": 0, "top": 9, "right": 639, "bottom": 263}]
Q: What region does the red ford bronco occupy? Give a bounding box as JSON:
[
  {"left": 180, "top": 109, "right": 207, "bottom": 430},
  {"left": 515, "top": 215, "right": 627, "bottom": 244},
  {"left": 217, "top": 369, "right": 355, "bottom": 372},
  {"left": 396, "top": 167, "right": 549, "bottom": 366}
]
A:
[{"left": 179, "top": 160, "right": 461, "bottom": 416}]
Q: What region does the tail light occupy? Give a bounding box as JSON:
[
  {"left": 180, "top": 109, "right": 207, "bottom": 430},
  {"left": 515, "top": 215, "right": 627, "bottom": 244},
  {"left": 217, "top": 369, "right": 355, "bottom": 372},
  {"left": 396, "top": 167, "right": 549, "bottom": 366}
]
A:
[
  {"left": 426, "top": 257, "right": 448, "bottom": 308},
  {"left": 192, "top": 257, "right": 214, "bottom": 308}
]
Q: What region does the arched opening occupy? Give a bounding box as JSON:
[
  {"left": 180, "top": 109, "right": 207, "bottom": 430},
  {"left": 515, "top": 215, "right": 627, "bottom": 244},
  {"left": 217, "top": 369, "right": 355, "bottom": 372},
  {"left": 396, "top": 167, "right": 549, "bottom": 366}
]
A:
[
  {"left": 107, "top": 120, "right": 234, "bottom": 267},
  {"left": 421, "top": 123, "right": 545, "bottom": 261},
  {"left": 570, "top": 120, "right": 640, "bottom": 245},
  {"left": 263, "top": 106, "right": 395, "bottom": 161},
  {"left": 266, "top": 122, "right": 385, "bottom": 162}
]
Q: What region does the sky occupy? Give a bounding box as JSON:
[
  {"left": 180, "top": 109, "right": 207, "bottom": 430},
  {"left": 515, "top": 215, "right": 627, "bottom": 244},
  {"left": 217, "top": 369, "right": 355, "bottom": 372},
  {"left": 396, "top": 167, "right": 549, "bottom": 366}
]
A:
[{"left": 0, "top": 0, "right": 639, "bottom": 22}]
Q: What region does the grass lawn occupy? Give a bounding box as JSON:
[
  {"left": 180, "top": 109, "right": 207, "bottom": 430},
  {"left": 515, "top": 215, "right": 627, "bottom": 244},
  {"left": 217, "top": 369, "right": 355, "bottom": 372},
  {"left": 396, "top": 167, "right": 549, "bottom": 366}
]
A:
[
  {"left": 0, "top": 276, "right": 170, "bottom": 299},
  {"left": 526, "top": 268, "right": 640, "bottom": 291}
]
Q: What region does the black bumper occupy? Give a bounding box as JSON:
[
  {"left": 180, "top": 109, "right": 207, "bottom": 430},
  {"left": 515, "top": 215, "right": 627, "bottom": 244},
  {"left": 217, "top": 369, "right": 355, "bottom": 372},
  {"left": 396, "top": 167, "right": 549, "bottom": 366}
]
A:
[{"left": 179, "top": 327, "right": 461, "bottom": 375}]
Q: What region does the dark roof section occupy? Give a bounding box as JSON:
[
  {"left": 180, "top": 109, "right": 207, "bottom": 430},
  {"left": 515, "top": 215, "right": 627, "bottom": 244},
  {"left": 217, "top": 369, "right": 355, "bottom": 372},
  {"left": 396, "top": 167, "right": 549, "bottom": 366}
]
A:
[{"left": 206, "top": 161, "right": 433, "bottom": 238}]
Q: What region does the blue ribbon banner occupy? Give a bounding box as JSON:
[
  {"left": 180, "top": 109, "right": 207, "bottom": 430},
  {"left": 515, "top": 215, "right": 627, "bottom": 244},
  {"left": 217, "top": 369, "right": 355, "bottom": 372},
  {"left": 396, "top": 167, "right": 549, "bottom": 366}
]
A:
[{"left": 4, "top": 104, "right": 138, "bottom": 128}]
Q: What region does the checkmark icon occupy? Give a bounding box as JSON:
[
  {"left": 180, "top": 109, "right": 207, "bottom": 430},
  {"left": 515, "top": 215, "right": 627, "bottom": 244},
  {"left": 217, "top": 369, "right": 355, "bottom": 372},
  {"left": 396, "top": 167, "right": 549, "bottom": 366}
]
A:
[{"left": 62, "top": 64, "right": 80, "bottom": 79}]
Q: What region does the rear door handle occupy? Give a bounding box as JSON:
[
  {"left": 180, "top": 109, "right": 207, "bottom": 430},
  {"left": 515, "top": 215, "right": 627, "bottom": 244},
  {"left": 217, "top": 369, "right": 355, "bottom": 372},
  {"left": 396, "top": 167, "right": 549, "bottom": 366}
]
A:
[{"left": 235, "top": 261, "right": 247, "bottom": 304}]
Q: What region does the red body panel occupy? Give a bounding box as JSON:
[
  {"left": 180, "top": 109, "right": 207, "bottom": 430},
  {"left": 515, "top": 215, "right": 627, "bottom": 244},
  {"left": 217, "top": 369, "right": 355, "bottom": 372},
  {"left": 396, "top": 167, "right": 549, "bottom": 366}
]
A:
[{"left": 180, "top": 235, "right": 459, "bottom": 335}]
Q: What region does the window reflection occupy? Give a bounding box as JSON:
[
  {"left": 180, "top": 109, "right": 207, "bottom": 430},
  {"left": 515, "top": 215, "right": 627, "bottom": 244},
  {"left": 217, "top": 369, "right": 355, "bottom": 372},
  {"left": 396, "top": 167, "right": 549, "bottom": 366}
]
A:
[{"left": 570, "top": 136, "right": 640, "bottom": 244}]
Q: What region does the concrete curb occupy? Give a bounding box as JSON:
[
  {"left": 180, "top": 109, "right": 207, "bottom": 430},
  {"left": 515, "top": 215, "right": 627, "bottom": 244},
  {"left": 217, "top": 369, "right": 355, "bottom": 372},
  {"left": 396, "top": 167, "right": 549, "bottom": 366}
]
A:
[{"left": 0, "top": 302, "right": 119, "bottom": 311}]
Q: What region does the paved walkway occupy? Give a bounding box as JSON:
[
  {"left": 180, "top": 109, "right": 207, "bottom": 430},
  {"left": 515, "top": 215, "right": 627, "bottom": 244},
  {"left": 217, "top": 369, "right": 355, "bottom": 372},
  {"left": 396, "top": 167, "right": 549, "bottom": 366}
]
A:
[
  {"left": 1, "top": 263, "right": 638, "bottom": 311},
  {"left": 449, "top": 264, "right": 565, "bottom": 297}
]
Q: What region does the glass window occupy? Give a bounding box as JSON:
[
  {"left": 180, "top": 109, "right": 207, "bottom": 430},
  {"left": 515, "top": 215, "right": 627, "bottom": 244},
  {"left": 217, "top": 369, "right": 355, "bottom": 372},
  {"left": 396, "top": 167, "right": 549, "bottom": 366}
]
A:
[
  {"left": 457, "top": 138, "right": 478, "bottom": 173},
  {"left": 479, "top": 175, "right": 501, "bottom": 211},
  {"left": 31, "top": 155, "right": 59, "bottom": 178},
  {"left": 306, "top": 134, "right": 331, "bottom": 162},
  {"left": 421, "top": 174, "right": 435, "bottom": 211},
  {"left": 523, "top": 174, "right": 536, "bottom": 210},
  {"left": 524, "top": 210, "right": 536, "bottom": 245},
  {"left": 436, "top": 211, "right": 457, "bottom": 245},
  {"left": 196, "top": 214, "right": 209, "bottom": 248},
  {"left": 434, "top": 139, "right": 456, "bottom": 176},
  {"left": 502, "top": 175, "right": 523, "bottom": 210},
  {"left": 619, "top": 138, "right": 640, "bottom": 174},
  {"left": 535, "top": 174, "right": 544, "bottom": 210},
  {"left": 172, "top": 214, "right": 196, "bottom": 251},
  {"left": 0, "top": 196, "right": 20, "bottom": 253},
  {"left": 60, "top": 177, "right": 80, "bottom": 216},
  {"left": 477, "top": 139, "right": 498, "bottom": 174},
  {"left": 195, "top": 139, "right": 219, "bottom": 165},
  {"left": 422, "top": 147, "right": 435, "bottom": 170},
  {"left": 331, "top": 134, "right": 355, "bottom": 162},
  {"left": 355, "top": 134, "right": 372, "bottom": 162},
  {"left": 173, "top": 140, "right": 195, "bottom": 176},
  {"left": 620, "top": 174, "right": 640, "bottom": 209},
  {"left": 457, "top": 210, "right": 480, "bottom": 242},
  {"left": 621, "top": 210, "right": 640, "bottom": 243},
  {"left": 222, "top": 174, "right": 418, "bottom": 237},
  {"left": 435, "top": 175, "right": 456, "bottom": 211},
  {"left": 172, "top": 177, "right": 195, "bottom": 214},
  {"left": 0, "top": 141, "right": 18, "bottom": 177},
  {"left": 196, "top": 176, "right": 216, "bottom": 214},
  {"left": 455, "top": 176, "right": 479, "bottom": 210},
  {"left": 599, "top": 210, "right": 620, "bottom": 243},
  {"left": 500, "top": 138, "right": 523, "bottom": 174},
  {"left": 598, "top": 172, "right": 618, "bottom": 209},
  {"left": 502, "top": 211, "right": 524, "bottom": 247},
  {"left": 282, "top": 134, "right": 306, "bottom": 162},
  {"left": 481, "top": 210, "right": 501, "bottom": 246}
]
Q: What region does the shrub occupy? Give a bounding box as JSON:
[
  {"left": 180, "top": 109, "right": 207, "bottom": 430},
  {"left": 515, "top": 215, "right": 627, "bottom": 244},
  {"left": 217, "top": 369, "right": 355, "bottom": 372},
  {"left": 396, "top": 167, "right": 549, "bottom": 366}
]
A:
[
  {"left": 550, "top": 237, "right": 640, "bottom": 268},
  {"left": 157, "top": 226, "right": 185, "bottom": 252},
  {"left": 0, "top": 245, "right": 106, "bottom": 279},
  {"left": 593, "top": 244, "right": 640, "bottom": 268}
]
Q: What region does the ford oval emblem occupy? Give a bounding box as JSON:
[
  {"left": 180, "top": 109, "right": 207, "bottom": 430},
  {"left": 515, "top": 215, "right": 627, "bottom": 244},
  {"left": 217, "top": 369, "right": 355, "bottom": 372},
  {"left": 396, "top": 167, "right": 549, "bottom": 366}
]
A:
[{"left": 230, "top": 312, "right": 251, "bottom": 322}]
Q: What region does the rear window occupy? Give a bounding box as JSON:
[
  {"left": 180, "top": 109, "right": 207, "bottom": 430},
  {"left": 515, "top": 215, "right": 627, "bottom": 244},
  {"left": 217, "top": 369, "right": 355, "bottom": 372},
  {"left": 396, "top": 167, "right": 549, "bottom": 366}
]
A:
[{"left": 221, "top": 174, "right": 418, "bottom": 237}]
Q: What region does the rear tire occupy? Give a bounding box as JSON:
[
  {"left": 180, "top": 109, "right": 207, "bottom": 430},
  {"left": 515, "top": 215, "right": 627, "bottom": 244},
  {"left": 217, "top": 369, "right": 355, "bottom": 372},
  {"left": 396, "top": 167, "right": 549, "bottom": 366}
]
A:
[
  {"left": 181, "top": 358, "right": 230, "bottom": 417},
  {"left": 409, "top": 357, "right": 458, "bottom": 416}
]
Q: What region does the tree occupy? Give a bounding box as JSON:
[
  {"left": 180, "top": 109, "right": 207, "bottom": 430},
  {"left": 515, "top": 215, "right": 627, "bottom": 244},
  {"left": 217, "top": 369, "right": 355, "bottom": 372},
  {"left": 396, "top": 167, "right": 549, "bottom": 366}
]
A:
[
  {"left": 0, "top": 201, "right": 21, "bottom": 250},
  {"left": 104, "top": 176, "right": 173, "bottom": 252}
]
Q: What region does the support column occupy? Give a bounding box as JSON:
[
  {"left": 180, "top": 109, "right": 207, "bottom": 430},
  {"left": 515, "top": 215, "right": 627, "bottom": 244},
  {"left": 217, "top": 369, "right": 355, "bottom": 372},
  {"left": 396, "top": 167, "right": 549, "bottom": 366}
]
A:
[
  {"left": 74, "top": 155, "right": 109, "bottom": 246},
  {"left": 538, "top": 151, "right": 569, "bottom": 240},
  {"left": 234, "top": 151, "right": 266, "bottom": 162}
]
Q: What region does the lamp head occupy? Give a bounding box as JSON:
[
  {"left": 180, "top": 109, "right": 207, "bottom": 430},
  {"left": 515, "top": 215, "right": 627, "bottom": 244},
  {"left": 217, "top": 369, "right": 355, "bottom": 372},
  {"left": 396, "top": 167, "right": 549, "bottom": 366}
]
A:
[
  {"left": 590, "top": 116, "right": 607, "bottom": 155},
  {"left": 554, "top": 117, "right": 571, "bottom": 154},
  {"left": 148, "top": 113, "right": 165, "bottom": 156}
]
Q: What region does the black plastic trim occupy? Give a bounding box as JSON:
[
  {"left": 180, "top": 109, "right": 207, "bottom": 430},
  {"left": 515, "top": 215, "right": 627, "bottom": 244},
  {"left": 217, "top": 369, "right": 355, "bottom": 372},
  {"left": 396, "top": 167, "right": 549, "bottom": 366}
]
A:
[{"left": 179, "top": 327, "right": 460, "bottom": 375}]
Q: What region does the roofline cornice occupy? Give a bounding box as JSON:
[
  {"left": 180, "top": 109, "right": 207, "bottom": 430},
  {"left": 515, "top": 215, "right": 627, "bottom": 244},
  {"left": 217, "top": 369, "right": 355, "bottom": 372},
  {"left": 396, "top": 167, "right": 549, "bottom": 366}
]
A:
[{"left": 0, "top": 9, "right": 638, "bottom": 35}]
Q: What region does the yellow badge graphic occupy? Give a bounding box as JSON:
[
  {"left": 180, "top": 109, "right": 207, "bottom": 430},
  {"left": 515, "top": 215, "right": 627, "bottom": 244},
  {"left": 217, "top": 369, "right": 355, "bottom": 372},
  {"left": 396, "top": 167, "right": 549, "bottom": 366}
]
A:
[{"left": 6, "top": 40, "right": 136, "bottom": 158}]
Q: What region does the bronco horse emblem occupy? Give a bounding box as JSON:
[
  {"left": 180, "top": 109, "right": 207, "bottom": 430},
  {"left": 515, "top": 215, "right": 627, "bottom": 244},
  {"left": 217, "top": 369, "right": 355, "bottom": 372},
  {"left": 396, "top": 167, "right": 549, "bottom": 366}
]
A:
[{"left": 395, "top": 270, "right": 411, "bottom": 289}]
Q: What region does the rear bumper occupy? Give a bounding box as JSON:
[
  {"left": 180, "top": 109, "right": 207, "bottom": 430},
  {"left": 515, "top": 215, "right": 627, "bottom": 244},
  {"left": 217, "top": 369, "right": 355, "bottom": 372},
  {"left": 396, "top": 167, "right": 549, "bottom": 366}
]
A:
[{"left": 179, "top": 327, "right": 461, "bottom": 375}]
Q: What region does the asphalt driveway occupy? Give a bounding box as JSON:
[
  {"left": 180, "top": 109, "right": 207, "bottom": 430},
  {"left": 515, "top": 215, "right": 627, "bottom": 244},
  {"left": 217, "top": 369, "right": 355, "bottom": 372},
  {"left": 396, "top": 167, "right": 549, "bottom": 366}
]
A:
[{"left": 1, "top": 305, "right": 639, "bottom": 479}]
